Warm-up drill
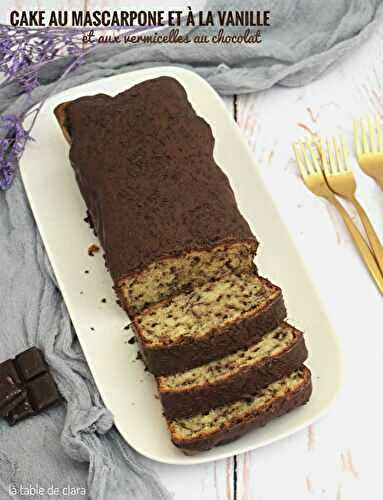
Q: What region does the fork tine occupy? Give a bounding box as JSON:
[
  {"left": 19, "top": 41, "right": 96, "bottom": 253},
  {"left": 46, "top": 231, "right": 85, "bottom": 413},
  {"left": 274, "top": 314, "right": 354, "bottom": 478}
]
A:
[
  {"left": 333, "top": 136, "right": 344, "bottom": 171},
  {"left": 319, "top": 138, "right": 331, "bottom": 176},
  {"left": 300, "top": 141, "right": 315, "bottom": 176},
  {"left": 369, "top": 115, "right": 377, "bottom": 153},
  {"left": 306, "top": 140, "right": 322, "bottom": 174},
  {"left": 293, "top": 143, "right": 308, "bottom": 180},
  {"left": 362, "top": 117, "right": 370, "bottom": 153},
  {"left": 327, "top": 138, "right": 338, "bottom": 173},
  {"left": 376, "top": 115, "right": 383, "bottom": 153},
  {"left": 341, "top": 136, "right": 351, "bottom": 171},
  {"left": 354, "top": 119, "right": 362, "bottom": 158}
]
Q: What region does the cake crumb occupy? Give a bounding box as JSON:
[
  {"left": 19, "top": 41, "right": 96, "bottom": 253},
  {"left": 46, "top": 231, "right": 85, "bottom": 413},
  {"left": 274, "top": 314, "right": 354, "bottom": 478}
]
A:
[
  {"left": 84, "top": 270, "right": 89, "bottom": 274},
  {"left": 101, "top": 298, "right": 107, "bottom": 303},
  {"left": 90, "top": 327, "right": 95, "bottom": 332},
  {"left": 88, "top": 244, "right": 100, "bottom": 256},
  {"left": 128, "top": 337, "right": 136, "bottom": 345},
  {"left": 123, "top": 324, "right": 131, "bottom": 331}
]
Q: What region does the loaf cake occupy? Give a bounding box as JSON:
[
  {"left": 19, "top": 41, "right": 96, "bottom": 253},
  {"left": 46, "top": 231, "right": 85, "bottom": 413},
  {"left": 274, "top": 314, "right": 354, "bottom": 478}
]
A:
[
  {"left": 168, "top": 366, "right": 312, "bottom": 452},
  {"left": 54, "top": 76, "right": 313, "bottom": 453},
  {"left": 54, "top": 77, "right": 258, "bottom": 316},
  {"left": 158, "top": 322, "right": 308, "bottom": 419},
  {"left": 132, "top": 271, "right": 286, "bottom": 375}
]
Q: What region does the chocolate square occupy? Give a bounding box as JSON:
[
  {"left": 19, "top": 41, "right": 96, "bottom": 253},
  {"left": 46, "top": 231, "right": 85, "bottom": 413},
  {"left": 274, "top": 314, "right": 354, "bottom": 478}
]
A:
[
  {"left": 0, "top": 377, "right": 23, "bottom": 416},
  {"left": 0, "top": 391, "right": 27, "bottom": 417},
  {"left": 1, "top": 348, "right": 63, "bottom": 426},
  {"left": 6, "top": 396, "right": 35, "bottom": 426},
  {"left": 27, "top": 372, "right": 61, "bottom": 412},
  {"left": 0, "top": 360, "right": 21, "bottom": 385},
  {"left": 15, "top": 347, "right": 47, "bottom": 382}
]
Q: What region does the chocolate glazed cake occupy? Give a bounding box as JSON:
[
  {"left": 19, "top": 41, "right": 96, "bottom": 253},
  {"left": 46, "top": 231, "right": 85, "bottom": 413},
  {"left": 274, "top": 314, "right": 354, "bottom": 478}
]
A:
[
  {"left": 132, "top": 272, "right": 286, "bottom": 375},
  {"left": 54, "top": 76, "right": 313, "bottom": 453},
  {"left": 54, "top": 77, "right": 258, "bottom": 317},
  {"left": 158, "top": 323, "right": 308, "bottom": 419},
  {"left": 168, "top": 367, "right": 312, "bottom": 452}
]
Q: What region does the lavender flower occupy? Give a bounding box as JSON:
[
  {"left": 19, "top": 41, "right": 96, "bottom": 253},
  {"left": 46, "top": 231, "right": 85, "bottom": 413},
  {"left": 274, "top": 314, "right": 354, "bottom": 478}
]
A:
[
  {"left": 0, "top": 25, "right": 87, "bottom": 92},
  {"left": 0, "top": 114, "right": 32, "bottom": 188}
]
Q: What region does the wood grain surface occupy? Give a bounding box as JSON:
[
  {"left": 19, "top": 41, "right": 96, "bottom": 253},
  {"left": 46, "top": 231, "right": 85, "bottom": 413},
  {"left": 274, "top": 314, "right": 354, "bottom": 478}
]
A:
[{"left": 1, "top": 1, "right": 382, "bottom": 499}]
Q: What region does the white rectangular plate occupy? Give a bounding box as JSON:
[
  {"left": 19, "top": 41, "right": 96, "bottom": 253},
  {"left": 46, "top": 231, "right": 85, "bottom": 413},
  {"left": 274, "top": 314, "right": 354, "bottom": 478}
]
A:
[{"left": 20, "top": 67, "right": 342, "bottom": 465}]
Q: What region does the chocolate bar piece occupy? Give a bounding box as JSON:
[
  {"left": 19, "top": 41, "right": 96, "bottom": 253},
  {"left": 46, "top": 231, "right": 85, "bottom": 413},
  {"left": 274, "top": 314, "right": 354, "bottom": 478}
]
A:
[
  {"left": 15, "top": 347, "right": 47, "bottom": 381},
  {"left": 0, "top": 392, "right": 27, "bottom": 417},
  {"left": 0, "top": 347, "right": 62, "bottom": 425},
  {"left": 6, "top": 397, "right": 35, "bottom": 425},
  {"left": 0, "top": 348, "right": 47, "bottom": 385},
  {"left": 0, "top": 377, "right": 24, "bottom": 417},
  {"left": 27, "top": 373, "right": 61, "bottom": 412},
  {"left": 0, "top": 360, "right": 21, "bottom": 385},
  {"left": 6, "top": 373, "right": 61, "bottom": 425}
]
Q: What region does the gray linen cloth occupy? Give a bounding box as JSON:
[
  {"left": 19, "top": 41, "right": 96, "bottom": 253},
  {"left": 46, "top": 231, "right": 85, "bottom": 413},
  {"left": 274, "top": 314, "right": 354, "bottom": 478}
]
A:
[{"left": 1, "top": 1, "right": 382, "bottom": 499}]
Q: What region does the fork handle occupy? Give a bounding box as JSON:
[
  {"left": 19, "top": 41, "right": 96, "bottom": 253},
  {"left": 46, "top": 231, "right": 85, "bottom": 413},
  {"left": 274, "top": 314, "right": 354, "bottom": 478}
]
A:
[
  {"left": 327, "top": 196, "right": 383, "bottom": 294},
  {"left": 376, "top": 177, "right": 383, "bottom": 191},
  {"left": 351, "top": 196, "right": 383, "bottom": 274}
]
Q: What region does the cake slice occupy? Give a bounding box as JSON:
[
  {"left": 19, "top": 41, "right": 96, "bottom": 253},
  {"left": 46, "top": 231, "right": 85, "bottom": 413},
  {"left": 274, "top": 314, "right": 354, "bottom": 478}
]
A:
[
  {"left": 54, "top": 76, "right": 258, "bottom": 317},
  {"left": 132, "top": 272, "right": 286, "bottom": 375},
  {"left": 168, "top": 366, "right": 312, "bottom": 452},
  {"left": 158, "top": 322, "right": 308, "bottom": 419}
]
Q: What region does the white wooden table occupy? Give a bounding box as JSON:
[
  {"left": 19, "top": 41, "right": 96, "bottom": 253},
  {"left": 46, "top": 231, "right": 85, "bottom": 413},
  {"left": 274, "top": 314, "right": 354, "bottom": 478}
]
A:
[{"left": 1, "top": 2, "right": 382, "bottom": 499}]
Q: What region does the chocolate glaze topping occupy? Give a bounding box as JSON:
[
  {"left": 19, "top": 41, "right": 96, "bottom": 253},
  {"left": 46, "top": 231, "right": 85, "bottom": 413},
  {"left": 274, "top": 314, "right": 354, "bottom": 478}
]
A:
[{"left": 64, "top": 77, "right": 257, "bottom": 283}]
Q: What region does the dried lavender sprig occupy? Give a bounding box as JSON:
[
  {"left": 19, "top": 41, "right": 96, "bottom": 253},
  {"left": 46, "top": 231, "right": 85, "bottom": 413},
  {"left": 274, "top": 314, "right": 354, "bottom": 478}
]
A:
[
  {"left": 0, "top": 115, "right": 33, "bottom": 188},
  {"left": 0, "top": 24, "right": 150, "bottom": 92},
  {"left": 0, "top": 25, "right": 87, "bottom": 91}
]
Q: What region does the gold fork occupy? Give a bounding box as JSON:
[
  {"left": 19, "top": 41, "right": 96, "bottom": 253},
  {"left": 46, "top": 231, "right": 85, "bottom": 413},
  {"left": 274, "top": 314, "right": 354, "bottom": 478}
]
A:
[
  {"left": 320, "top": 136, "right": 383, "bottom": 274},
  {"left": 293, "top": 140, "right": 383, "bottom": 294},
  {"left": 354, "top": 116, "right": 383, "bottom": 189}
]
